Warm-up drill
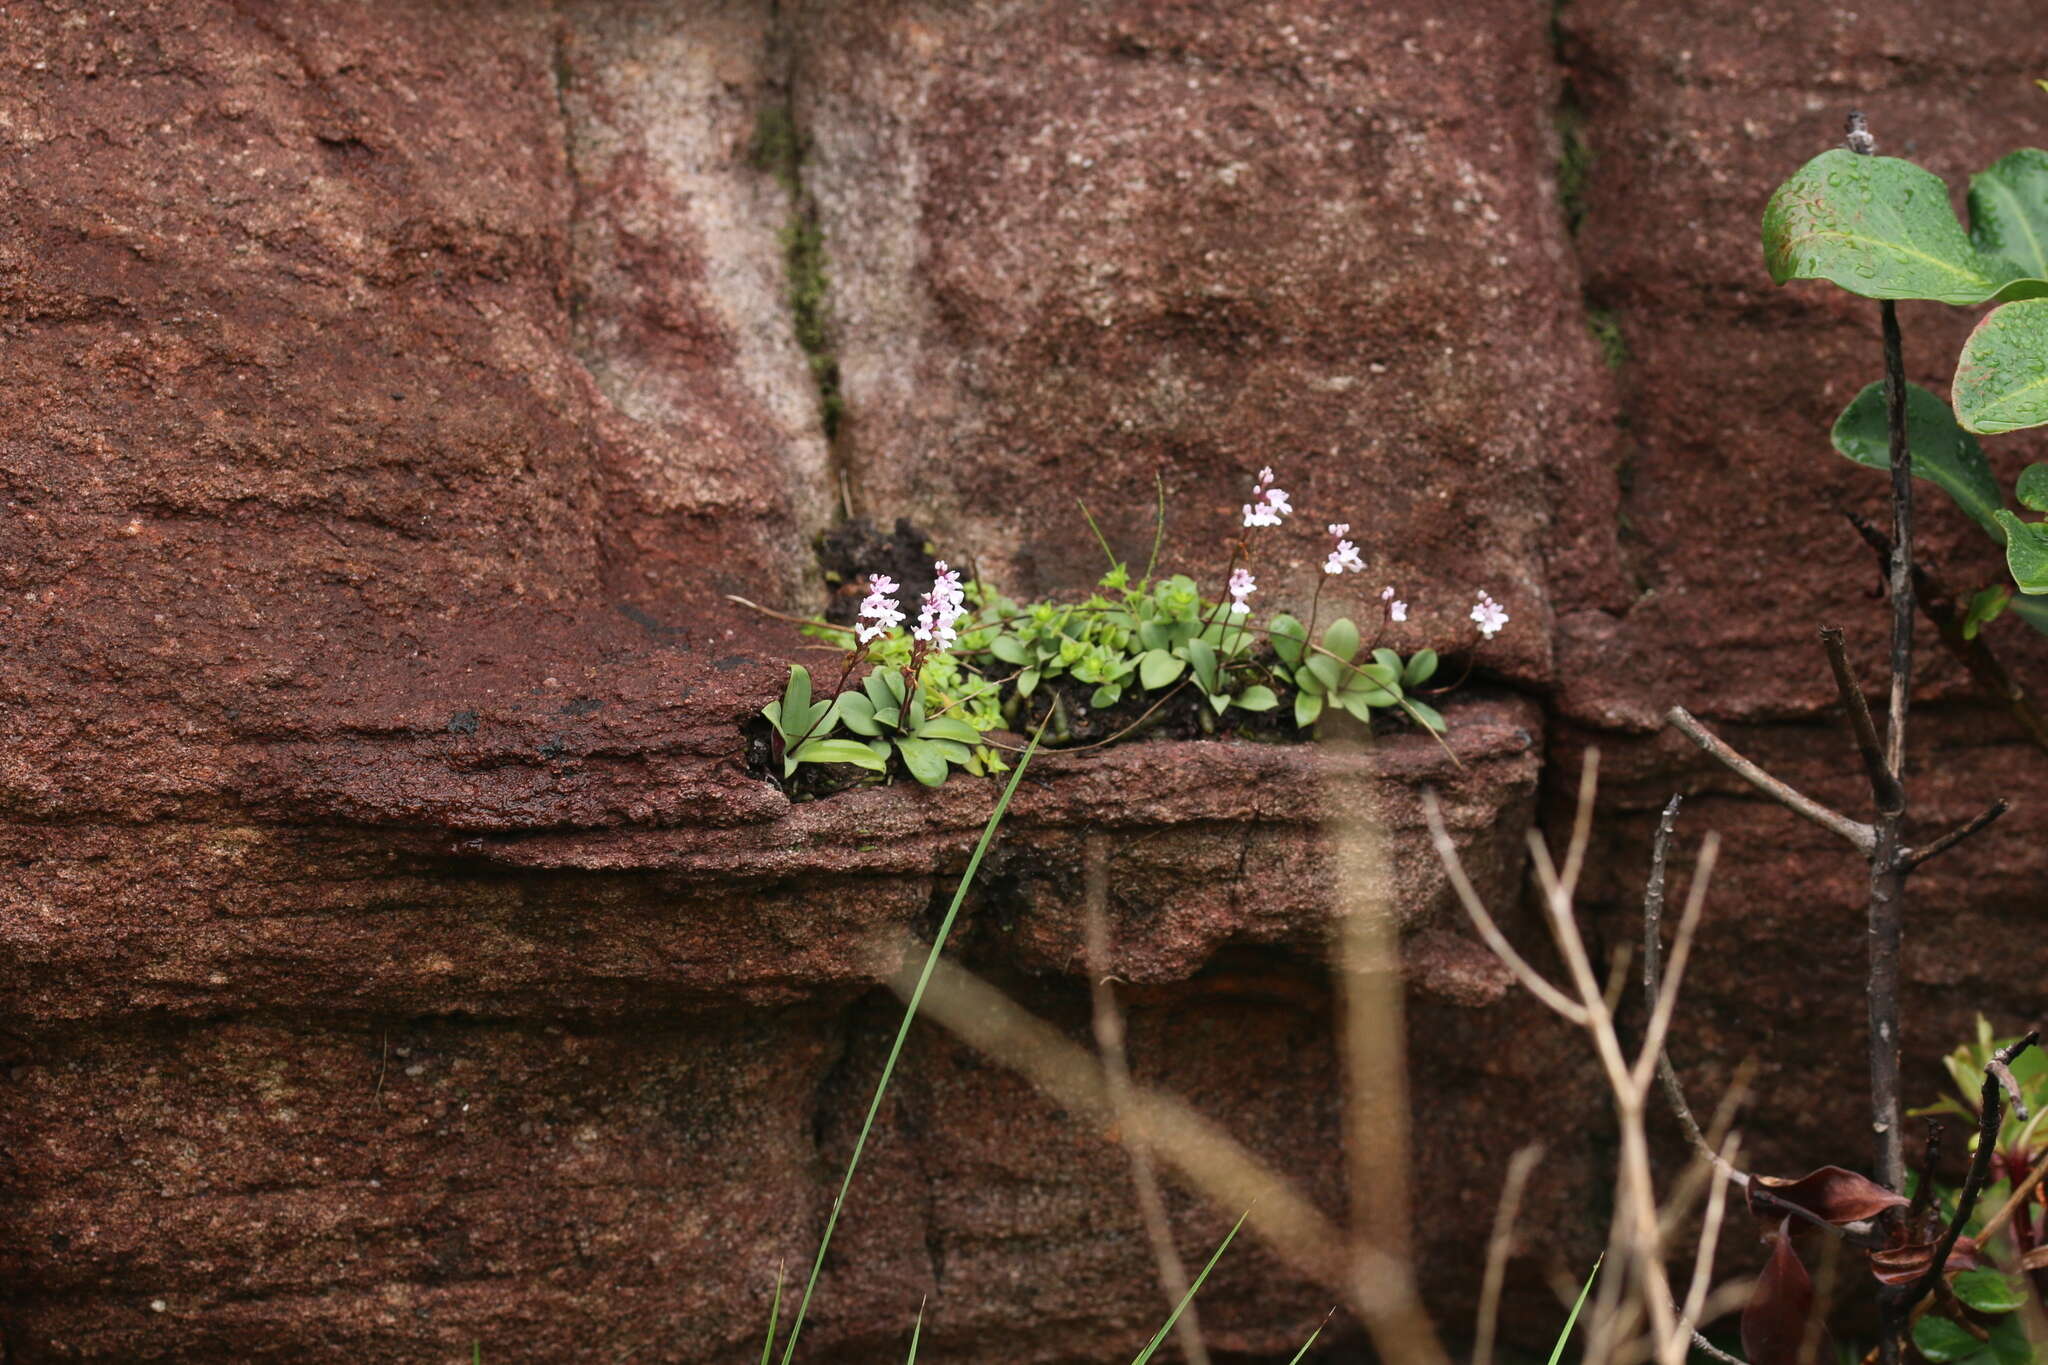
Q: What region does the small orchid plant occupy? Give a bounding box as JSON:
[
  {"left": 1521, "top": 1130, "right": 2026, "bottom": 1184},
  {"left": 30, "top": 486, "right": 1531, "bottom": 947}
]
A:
[{"left": 758, "top": 468, "right": 1513, "bottom": 791}]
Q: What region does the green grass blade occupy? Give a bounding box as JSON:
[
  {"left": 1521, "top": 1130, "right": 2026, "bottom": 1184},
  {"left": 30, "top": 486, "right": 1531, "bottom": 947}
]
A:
[
  {"left": 778, "top": 723, "right": 1047, "bottom": 1364},
  {"left": 1129, "top": 1209, "right": 1249, "bottom": 1364},
  {"left": 903, "top": 1300, "right": 926, "bottom": 1363},
  {"left": 1547, "top": 1255, "right": 1603, "bottom": 1365},
  {"left": 758, "top": 1263, "right": 785, "bottom": 1365},
  {"left": 1284, "top": 1313, "right": 1332, "bottom": 1364}
]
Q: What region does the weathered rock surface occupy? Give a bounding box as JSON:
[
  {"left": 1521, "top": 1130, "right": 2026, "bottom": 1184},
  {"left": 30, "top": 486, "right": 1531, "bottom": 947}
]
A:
[{"left": 7, "top": 0, "right": 2048, "bottom": 1361}]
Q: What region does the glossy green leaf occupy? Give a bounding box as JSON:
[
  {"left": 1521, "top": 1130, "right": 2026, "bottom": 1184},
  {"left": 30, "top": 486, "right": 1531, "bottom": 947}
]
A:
[
  {"left": 1138, "top": 648, "right": 1185, "bottom": 689},
  {"left": 1293, "top": 690, "right": 1324, "bottom": 728},
  {"left": 1953, "top": 1270, "right": 2028, "bottom": 1314},
  {"left": 1268, "top": 613, "right": 1307, "bottom": 665},
  {"left": 1986, "top": 1312, "right": 2034, "bottom": 1365},
  {"left": 1322, "top": 617, "right": 1359, "bottom": 662},
  {"left": 916, "top": 715, "right": 982, "bottom": 746},
  {"left": 792, "top": 738, "right": 888, "bottom": 772},
  {"left": 835, "top": 691, "right": 880, "bottom": 736},
  {"left": 1994, "top": 511, "right": 2048, "bottom": 592},
  {"left": 1958, "top": 299, "right": 2048, "bottom": 434},
  {"left": 1090, "top": 683, "right": 1122, "bottom": 708},
  {"left": 2021, "top": 464, "right": 2048, "bottom": 511},
  {"left": 865, "top": 669, "right": 903, "bottom": 712},
  {"left": 1914, "top": 1315, "right": 1989, "bottom": 1364},
  {"left": 896, "top": 737, "right": 952, "bottom": 787},
  {"left": 1971, "top": 149, "right": 2048, "bottom": 280},
  {"left": 1763, "top": 149, "right": 2028, "bottom": 305},
  {"left": 1235, "top": 685, "right": 1278, "bottom": 712},
  {"left": 1016, "top": 667, "right": 1040, "bottom": 697},
  {"left": 1831, "top": 381, "right": 2005, "bottom": 535},
  {"left": 1338, "top": 692, "right": 1375, "bottom": 723},
  {"left": 1372, "top": 647, "right": 1401, "bottom": 675},
  {"left": 1403, "top": 649, "right": 1439, "bottom": 687},
  {"left": 1207, "top": 690, "right": 1231, "bottom": 716},
  {"left": 1184, "top": 638, "right": 1219, "bottom": 693}
]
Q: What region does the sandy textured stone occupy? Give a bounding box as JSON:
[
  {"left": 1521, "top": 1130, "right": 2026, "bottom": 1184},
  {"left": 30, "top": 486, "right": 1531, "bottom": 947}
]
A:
[{"left": 798, "top": 0, "right": 1624, "bottom": 686}]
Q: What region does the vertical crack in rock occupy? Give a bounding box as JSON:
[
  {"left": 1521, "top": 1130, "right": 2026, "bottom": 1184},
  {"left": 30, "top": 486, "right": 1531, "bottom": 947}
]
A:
[{"left": 757, "top": 1, "right": 854, "bottom": 521}]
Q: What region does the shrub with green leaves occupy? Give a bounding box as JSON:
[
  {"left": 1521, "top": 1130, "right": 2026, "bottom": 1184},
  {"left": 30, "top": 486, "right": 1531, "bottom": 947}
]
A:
[{"left": 1763, "top": 139, "right": 2048, "bottom": 616}]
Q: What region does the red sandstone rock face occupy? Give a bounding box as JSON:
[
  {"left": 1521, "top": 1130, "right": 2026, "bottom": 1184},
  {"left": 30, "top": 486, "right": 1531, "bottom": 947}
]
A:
[{"left": 7, "top": 0, "right": 2048, "bottom": 1361}]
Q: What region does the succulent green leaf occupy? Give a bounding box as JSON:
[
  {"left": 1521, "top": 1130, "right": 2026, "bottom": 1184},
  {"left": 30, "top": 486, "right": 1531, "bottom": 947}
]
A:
[
  {"left": 1338, "top": 692, "right": 1375, "bottom": 723},
  {"left": 1235, "top": 685, "right": 1278, "bottom": 712},
  {"left": 916, "top": 715, "right": 982, "bottom": 746},
  {"left": 1970, "top": 149, "right": 2048, "bottom": 280},
  {"left": 1831, "top": 381, "right": 2005, "bottom": 536},
  {"left": 1404, "top": 699, "right": 1447, "bottom": 733},
  {"left": 1268, "top": 613, "right": 1307, "bottom": 665},
  {"left": 782, "top": 665, "right": 814, "bottom": 725},
  {"left": 988, "top": 634, "right": 1030, "bottom": 666},
  {"left": 1184, "top": 638, "right": 1219, "bottom": 693},
  {"left": 1994, "top": 511, "right": 2048, "bottom": 592},
  {"left": 1016, "top": 667, "right": 1040, "bottom": 697},
  {"left": 1403, "top": 649, "right": 1439, "bottom": 687},
  {"left": 1910, "top": 1315, "right": 1983, "bottom": 1364},
  {"left": 896, "top": 737, "right": 952, "bottom": 787},
  {"left": 1293, "top": 690, "right": 1324, "bottom": 728},
  {"left": 1953, "top": 1270, "right": 2028, "bottom": 1315},
  {"left": 873, "top": 706, "right": 902, "bottom": 729},
  {"left": 1305, "top": 654, "right": 1345, "bottom": 694},
  {"left": 865, "top": 669, "right": 903, "bottom": 712},
  {"left": 763, "top": 699, "right": 783, "bottom": 731},
  {"left": 1090, "top": 683, "right": 1122, "bottom": 708},
  {"left": 1138, "top": 648, "right": 1185, "bottom": 689},
  {"left": 1372, "top": 647, "right": 1401, "bottom": 674},
  {"left": 835, "top": 691, "right": 880, "bottom": 736},
  {"left": 1322, "top": 617, "right": 1359, "bottom": 662},
  {"left": 1137, "top": 620, "right": 1171, "bottom": 652},
  {"left": 1762, "top": 149, "right": 2028, "bottom": 305},
  {"left": 2021, "top": 463, "right": 2048, "bottom": 511},
  {"left": 791, "top": 738, "right": 889, "bottom": 772},
  {"left": 1208, "top": 690, "right": 1231, "bottom": 716},
  {"left": 1958, "top": 299, "right": 2048, "bottom": 434}
]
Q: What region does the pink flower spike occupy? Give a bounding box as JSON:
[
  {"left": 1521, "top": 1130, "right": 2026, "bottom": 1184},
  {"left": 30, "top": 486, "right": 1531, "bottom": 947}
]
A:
[
  {"left": 856, "top": 573, "right": 905, "bottom": 644},
  {"left": 1261, "top": 487, "right": 1291, "bottom": 517},
  {"left": 1327, "top": 523, "right": 1350, "bottom": 538},
  {"left": 1390, "top": 599, "right": 1408, "bottom": 623},
  {"left": 912, "top": 560, "right": 968, "bottom": 650},
  {"left": 1257, "top": 466, "right": 1275, "bottom": 487},
  {"left": 1227, "top": 566, "right": 1257, "bottom": 607},
  {"left": 1243, "top": 501, "right": 1282, "bottom": 528}
]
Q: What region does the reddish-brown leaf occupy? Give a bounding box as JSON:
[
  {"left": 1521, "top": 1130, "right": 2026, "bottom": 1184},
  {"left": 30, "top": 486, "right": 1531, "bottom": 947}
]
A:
[
  {"left": 1867, "top": 1234, "right": 1982, "bottom": 1286},
  {"left": 1748, "top": 1166, "right": 1910, "bottom": 1226},
  {"left": 1743, "top": 1220, "right": 1817, "bottom": 1365}
]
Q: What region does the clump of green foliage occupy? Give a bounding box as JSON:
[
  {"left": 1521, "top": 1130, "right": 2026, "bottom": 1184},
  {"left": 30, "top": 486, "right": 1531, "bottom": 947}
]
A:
[{"left": 759, "top": 474, "right": 1500, "bottom": 792}]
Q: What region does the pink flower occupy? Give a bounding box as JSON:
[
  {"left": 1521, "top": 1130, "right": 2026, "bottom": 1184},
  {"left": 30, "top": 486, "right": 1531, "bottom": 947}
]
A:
[
  {"left": 856, "top": 574, "right": 904, "bottom": 644},
  {"left": 1324, "top": 538, "right": 1365, "bottom": 576},
  {"left": 1471, "top": 590, "right": 1508, "bottom": 639},
  {"left": 1241, "top": 467, "right": 1291, "bottom": 528},
  {"left": 1327, "top": 523, "right": 1350, "bottom": 538},
  {"left": 1381, "top": 585, "right": 1408, "bottom": 622},
  {"left": 1227, "top": 566, "right": 1257, "bottom": 612},
  {"left": 913, "top": 561, "right": 967, "bottom": 650}
]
